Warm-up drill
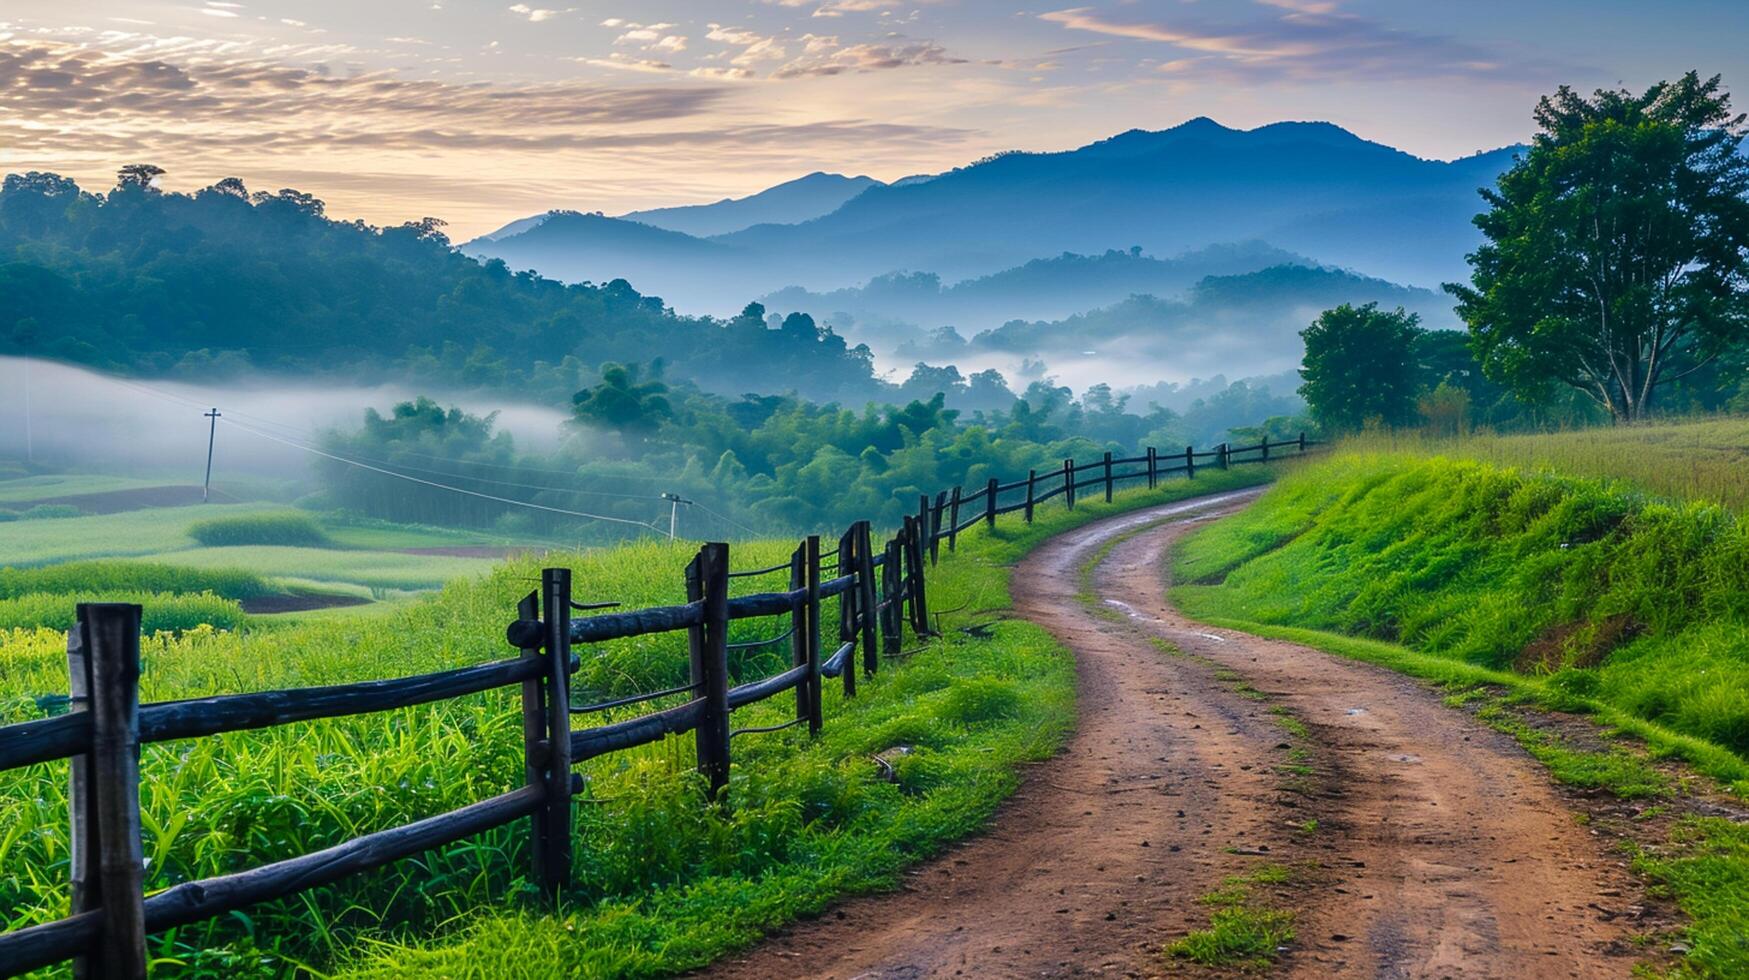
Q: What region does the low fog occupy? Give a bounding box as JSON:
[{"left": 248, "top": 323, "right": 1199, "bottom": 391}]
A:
[{"left": 0, "top": 357, "right": 570, "bottom": 484}]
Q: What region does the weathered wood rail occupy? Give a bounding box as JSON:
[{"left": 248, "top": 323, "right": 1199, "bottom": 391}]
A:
[{"left": 0, "top": 435, "right": 1315, "bottom": 978}]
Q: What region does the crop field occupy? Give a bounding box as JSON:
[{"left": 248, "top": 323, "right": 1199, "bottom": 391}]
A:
[{"left": 0, "top": 468, "right": 1272, "bottom": 977}]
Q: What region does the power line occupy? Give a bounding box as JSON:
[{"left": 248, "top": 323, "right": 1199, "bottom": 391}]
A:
[{"left": 220, "top": 418, "right": 667, "bottom": 533}]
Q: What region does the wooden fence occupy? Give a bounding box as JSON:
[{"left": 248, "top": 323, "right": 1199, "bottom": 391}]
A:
[{"left": 0, "top": 434, "right": 1315, "bottom": 978}]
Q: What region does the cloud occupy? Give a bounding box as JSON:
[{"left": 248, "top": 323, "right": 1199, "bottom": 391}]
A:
[
  {"left": 704, "top": 24, "right": 964, "bottom": 78},
  {"left": 1038, "top": 3, "right": 1544, "bottom": 82},
  {"left": 811, "top": 0, "right": 904, "bottom": 17},
  {"left": 773, "top": 39, "right": 966, "bottom": 78},
  {"left": 0, "top": 36, "right": 723, "bottom": 137},
  {"left": 507, "top": 5, "right": 568, "bottom": 23}
]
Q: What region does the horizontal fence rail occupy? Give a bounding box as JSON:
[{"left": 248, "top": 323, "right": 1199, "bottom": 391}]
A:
[{"left": 0, "top": 436, "right": 1317, "bottom": 978}]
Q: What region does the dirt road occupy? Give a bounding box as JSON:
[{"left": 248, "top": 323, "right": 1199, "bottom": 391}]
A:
[{"left": 703, "top": 492, "right": 1646, "bottom": 978}]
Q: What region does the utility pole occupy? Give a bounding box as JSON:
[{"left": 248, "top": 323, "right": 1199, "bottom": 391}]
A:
[
  {"left": 203, "top": 408, "right": 221, "bottom": 503},
  {"left": 661, "top": 491, "right": 693, "bottom": 540},
  {"left": 21, "top": 357, "right": 32, "bottom": 464}
]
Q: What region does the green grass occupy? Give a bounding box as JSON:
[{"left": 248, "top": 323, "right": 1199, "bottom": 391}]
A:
[
  {"left": 1339, "top": 416, "right": 1749, "bottom": 515},
  {"left": 1167, "top": 865, "right": 1297, "bottom": 968},
  {"left": 0, "top": 467, "right": 1272, "bottom": 978},
  {"left": 0, "top": 561, "right": 273, "bottom": 601},
  {"left": 0, "top": 591, "right": 245, "bottom": 633},
  {"left": 0, "top": 503, "right": 285, "bottom": 565},
  {"left": 1172, "top": 448, "right": 1749, "bottom": 977},
  {"left": 187, "top": 512, "right": 333, "bottom": 547},
  {"left": 140, "top": 546, "right": 495, "bottom": 594}
]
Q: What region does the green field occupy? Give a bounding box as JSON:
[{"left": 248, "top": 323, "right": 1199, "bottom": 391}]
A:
[
  {"left": 0, "top": 468, "right": 1269, "bottom": 978},
  {"left": 0, "top": 487, "right": 531, "bottom": 607}
]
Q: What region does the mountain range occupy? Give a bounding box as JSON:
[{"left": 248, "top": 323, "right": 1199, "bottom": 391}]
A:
[{"left": 463, "top": 118, "right": 1519, "bottom": 314}]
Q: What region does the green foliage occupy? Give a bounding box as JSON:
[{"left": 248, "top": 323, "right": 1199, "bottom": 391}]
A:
[
  {"left": 1174, "top": 454, "right": 1749, "bottom": 757},
  {"left": 315, "top": 384, "right": 1302, "bottom": 542},
  {"left": 187, "top": 512, "right": 333, "bottom": 547},
  {"left": 1447, "top": 72, "right": 1749, "bottom": 421},
  {"left": 0, "top": 561, "right": 272, "bottom": 600},
  {"left": 1297, "top": 303, "right": 1426, "bottom": 430},
  {"left": 0, "top": 591, "right": 245, "bottom": 632},
  {"left": 1633, "top": 817, "right": 1749, "bottom": 979},
  {"left": 570, "top": 361, "right": 673, "bottom": 437},
  {"left": 18, "top": 503, "right": 81, "bottom": 520},
  {"left": 1168, "top": 865, "right": 1296, "bottom": 968}
]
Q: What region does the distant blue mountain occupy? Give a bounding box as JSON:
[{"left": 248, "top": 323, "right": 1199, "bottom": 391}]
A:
[
  {"left": 464, "top": 118, "right": 1523, "bottom": 312},
  {"left": 762, "top": 241, "right": 1311, "bottom": 333},
  {"left": 718, "top": 118, "right": 1519, "bottom": 290},
  {"left": 621, "top": 171, "right": 883, "bottom": 238}
]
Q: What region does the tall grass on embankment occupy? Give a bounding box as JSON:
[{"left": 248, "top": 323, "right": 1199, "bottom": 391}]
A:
[
  {"left": 1173, "top": 452, "right": 1749, "bottom": 979},
  {"left": 1175, "top": 453, "right": 1749, "bottom": 780},
  {"left": 1338, "top": 416, "right": 1749, "bottom": 514},
  {"left": 1, "top": 469, "right": 1270, "bottom": 978}
]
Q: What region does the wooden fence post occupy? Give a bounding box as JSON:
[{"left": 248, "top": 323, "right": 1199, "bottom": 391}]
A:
[
  {"left": 1103, "top": 451, "right": 1114, "bottom": 502},
  {"left": 905, "top": 516, "right": 930, "bottom": 635},
  {"left": 1219, "top": 443, "right": 1230, "bottom": 469},
  {"left": 789, "top": 540, "right": 810, "bottom": 734},
  {"left": 1261, "top": 434, "right": 1270, "bottom": 462},
  {"left": 1185, "top": 445, "right": 1195, "bottom": 479},
  {"left": 881, "top": 536, "right": 903, "bottom": 658},
  {"left": 686, "top": 544, "right": 731, "bottom": 799},
  {"left": 1024, "top": 469, "right": 1036, "bottom": 523},
  {"left": 836, "top": 525, "right": 860, "bottom": 694},
  {"left": 514, "top": 589, "right": 551, "bottom": 899},
  {"left": 984, "top": 477, "right": 998, "bottom": 529},
  {"left": 1147, "top": 447, "right": 1157, "bottom": 489},
  {"left": 803, "top": 536, "right": 822, "bottom": 735},
  {"left": 69, "top": 603, "right": 147, "bottom": 980},
  {"left": 1298, "top": 431, "right": 1307, "bottom": 452},
  {"left": 538, "top": 569, "right": 573, "bottom": 893},
  {"left": 1064, "top": 458, "right": 1075, "bottom": 509},
  {"left": 946, "top": 486, "right": 961, "bottom": 552},
  {"left": 930, "top": 490, "right": 947, "bottom": 564},
  {"left": 923, "top": 497, "right": 937, "bottom": 567},
  {"left": 855, "top": 521, "right": 878, "bottom": 681}
]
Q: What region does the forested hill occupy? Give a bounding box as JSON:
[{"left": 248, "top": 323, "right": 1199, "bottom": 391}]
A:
[{"left": 0, "top": 172, "right": 885, "bottom": 404}]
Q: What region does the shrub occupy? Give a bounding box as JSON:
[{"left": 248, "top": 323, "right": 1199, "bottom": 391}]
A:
[
  {"left": 187, "top": 512, "right": 332, "bottom": 547},
  {"left": 0, "top": 561, "right": 273, "bottom": 600},
  {"left": 0, "top": 591, "right": 246, "bottom": 632},
  {"left": 19, "top": 504, "right": 80, "bottom": 520}
]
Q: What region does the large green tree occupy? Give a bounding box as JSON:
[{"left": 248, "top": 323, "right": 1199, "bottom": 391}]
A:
[
  {"left": 1447, "top": 72, "right": 1749, "bottom": 421},
  {"left": 1298, "top": 303, "right": 1424, "bottom": 430}
]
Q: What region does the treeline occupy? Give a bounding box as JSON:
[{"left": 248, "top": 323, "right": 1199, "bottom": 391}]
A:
[
  {"left": 311, "top": 373, "right": 1312, "bottom": 539},
  {"left": 0, "top": 169, "right": 883, "bottom": 404}
]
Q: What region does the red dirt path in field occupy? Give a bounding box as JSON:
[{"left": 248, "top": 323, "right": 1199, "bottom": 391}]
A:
[{"left": 700, "top": 491, "right": 1648, "bottom": 979}]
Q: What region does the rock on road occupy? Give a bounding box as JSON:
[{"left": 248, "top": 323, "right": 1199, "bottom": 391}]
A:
[{"left": 700, "top": 491, "right": 1645, "bottom": 979}]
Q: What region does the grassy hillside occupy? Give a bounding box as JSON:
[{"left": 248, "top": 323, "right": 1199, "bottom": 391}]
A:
[
  {"left": 1175, "top": 452, "right": 1749, "bottom": 770},
  {"left": 1, "top": 469, "right": 1270, "bottom": 977},
  {"left": 1172, "top": 447, "right": 1749, "bottom": 976}
]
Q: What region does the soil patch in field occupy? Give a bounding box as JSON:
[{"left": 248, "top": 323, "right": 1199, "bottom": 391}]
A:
[
  {"left": 241, "top": 593, "right": 372, "bottom": 614},
  {"left": 12, "top": 485, "right": 208, "bottom": 514},
  {"left": 396, "top": 546, "right": 533, "bottom": 559}
]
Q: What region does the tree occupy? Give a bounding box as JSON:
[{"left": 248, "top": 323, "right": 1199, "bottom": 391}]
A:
[
  {"left": 570, "top": 361, "right": 673, "bottom": 435},
  {"left": 115, "top": 163, "right": 165, "bottom": 191},
  {"left": 1447, "top": 72, "right": 1749, "bottom": 421},
  {"left": 1298, "top": 303, "right": 1424, "bottom": 431}
]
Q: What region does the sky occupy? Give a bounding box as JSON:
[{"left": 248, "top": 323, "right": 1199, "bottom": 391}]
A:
[{"left": 3, "top": 0, "right": 1746, "bottom": 239}]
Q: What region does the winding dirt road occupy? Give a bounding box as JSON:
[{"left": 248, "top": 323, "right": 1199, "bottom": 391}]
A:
[{"left": 703, "top": 491, "right": 1647, "bottom": 979}]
